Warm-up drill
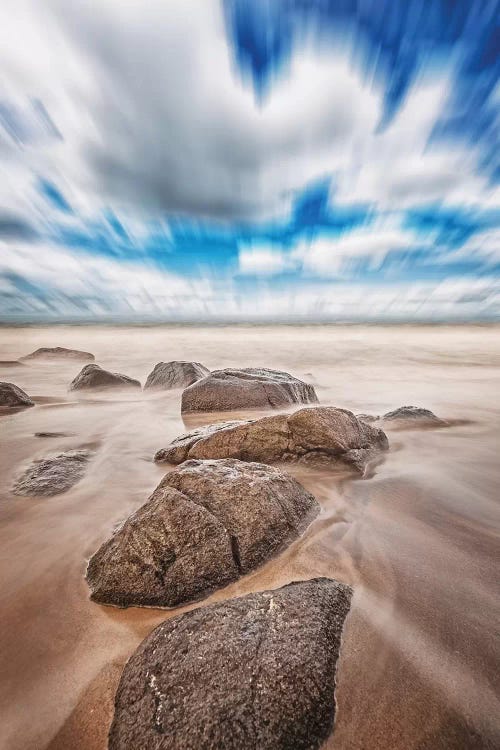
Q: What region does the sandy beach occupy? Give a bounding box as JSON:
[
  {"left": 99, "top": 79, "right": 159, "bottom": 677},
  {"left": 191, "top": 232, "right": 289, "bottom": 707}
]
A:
[{"left": 0, "top": 324, "right": 499, "bottom": 749}]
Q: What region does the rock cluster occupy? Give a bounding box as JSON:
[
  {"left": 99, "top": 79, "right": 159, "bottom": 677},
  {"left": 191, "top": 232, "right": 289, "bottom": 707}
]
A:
[
  {"left": 181, "top": 367, "right": 318, "bottom": 413},
  {"left": 69, "top": 364, "right": 141, "bottom": 391},
  {"left": 86, "top": 458, "right": 318, "bottom": 608},
  {"left": 109, "top": 578, "right": 352, "bottom": 750},
  {"left": 0, "top": 382, "right": 34, "bottom": 408},
  {"left": 12, "top": 449, "right": 92, "bottom": 496},
  {"left": 156, "top": 406, "right": 389, "bottom": 474},
  {"left": 144, "top": 360, "right": 209, "bottom": 390}
]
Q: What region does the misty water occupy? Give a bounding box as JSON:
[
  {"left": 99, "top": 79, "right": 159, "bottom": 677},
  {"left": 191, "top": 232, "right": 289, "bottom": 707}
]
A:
[{"left": 0, "top": 324, "right": 499, "bottom": 749}]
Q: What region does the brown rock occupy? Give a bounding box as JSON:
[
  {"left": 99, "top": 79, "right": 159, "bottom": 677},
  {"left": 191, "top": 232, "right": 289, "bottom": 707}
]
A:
[
  {"left": 86, "top": 458, "right": 318, "bottom": 608},
  {"left": 12, "top": 449, "right": 92, "bottom": 496},
  {"left": 156, "top": 406, "right": 389, "bottom": 474},
  {"left": 382, "top": 406, "right": 445, "bottom": 426},
  {"left": 69, "top": 364, "right": 141, "bottom": 391},
  {"left": 181, "top": 367, "right": 318, "bottom": 413},
  {"left": 0, "top": 381, "right": 34, "bottom": 408},
  {"left": 109, "top": 577, "right": 353, "bottom": 750},
  {"left": 144, "top": 360, "right": 209, "bottom": 390},
  {"left": 20, "top": 346, "right": 94, "bottom": 362}
]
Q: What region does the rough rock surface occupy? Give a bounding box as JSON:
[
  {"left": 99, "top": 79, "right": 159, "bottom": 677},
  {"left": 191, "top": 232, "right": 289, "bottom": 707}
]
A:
[
  {"left": 12, "top": 449, "right": 92, "bottom": 496},
  {"left": 0, "top": 382, "right": 34, "bottom": 408},
  {"left": 144, "top": 360, "right": 209, "bottom": 390},
  {"left": 21, "top": 346, "right": 94, "bottom": 362},
  {"left": 109, "top": 578, "right": 353, "bottom": 750},
  {"left": 69, "top": 364, "right": 141, "bottom": 391},
  {"left": 382, "top": 406, "right": 445, "bottom": 426},
  {"left": 156, "top": 406, "right": 389, "bottom": 474},
  {"left": 181, "top": 367, "right": 318, "bottom": 413},
  {"left": 86, "top": 458, "right": 318, "bottom": 608}
]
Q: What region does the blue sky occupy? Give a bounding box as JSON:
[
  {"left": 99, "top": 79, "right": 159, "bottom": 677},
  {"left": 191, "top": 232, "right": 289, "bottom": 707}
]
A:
[{"left": 0, "top": 0, "right": 499, "bottom": 321}]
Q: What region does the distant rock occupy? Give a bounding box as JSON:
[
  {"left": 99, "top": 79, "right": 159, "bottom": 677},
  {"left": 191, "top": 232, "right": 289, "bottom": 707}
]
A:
[
  {"left": 21, "top": 347, "right": 94, "bottom": 362},
  {"left": 109, "top": 577, "right": 352, "bottom": 750},
  {"left": 0, "top": 360, "right": 25, "bottom": 368},
  {"left": 382, "top": 406, "right": 445, "bottom": 426},
  {"left": 156, "top": 406, "right": 389, "bottom": 474},
  {"left": 86, "top": 458, "right": 318, "bottom": 608},
  {"left": 69, "top": 364, "right": 141, "bottom": 391},
  {"left": 144, "top": 360, "right": 209, "bottom": 390},
  {"left": 12, "top": 449, "right": 92, "bottom": 496},
  {"left": 181, "top": 367, "right": 318, "bottom": 413},
  {"left": 0, "top": 382, "right": 34, "bottom": 408},
  {"left": 356, "top": 413, "right": 379, "bottom": 423},
  {"left": 35, "top": 431, "right": 76, "bottom": 438}
]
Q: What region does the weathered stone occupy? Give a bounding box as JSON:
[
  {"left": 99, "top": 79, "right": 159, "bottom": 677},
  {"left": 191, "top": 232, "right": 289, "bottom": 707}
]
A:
[
  {"left": 109, "top": 578, "right": 353, "bottom": 750},
  {"left": 20, "top": 346, "right": 94, "bottom": 362},
  {"left": 86, "top": 458, "right": 319, "bottom": 608},
  {"left": 156, "top": 406, "right": 389, "bottom": 474},
  {"left": 181, "top": 367, "right": 318, "bottom": 413},
  {"left": 382, "top": 406, "right": 445, "bottom": 426},
  {"left": 356, "top": 413, "right": 379, "bottom": 423},
  {"left": 12, "top": 449, "right": 92, "bottom": 496},
  {"left": 0, "top": 381, "right": 34, "bottom": 408},
  {"left": 69, "top": 364, "right": 141, "bottom": 391},
  {"left": 144, "top": 361, "right": 209, "bottom": 390}
]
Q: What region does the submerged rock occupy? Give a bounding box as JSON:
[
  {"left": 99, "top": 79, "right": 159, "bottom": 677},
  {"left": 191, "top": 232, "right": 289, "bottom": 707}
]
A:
[
  {"left": 86, "top": 458, "right": 318, "bottom": 608},
  {"left": 12, "top": 449, "right": 92, "bottom": 496},
  {"left": 181, "top": 367, "right": 318, "bottom": 413},
  {"left": 35, "top": 431, "right": 76, "bottom": 438},
  {"left": 144, "top": 360, "right": 209, "bottom": 390},
  {"left": 21, "top": 346, "right": 94, "bottom": 362},
  {"left": 0, "top": 382, "right": 34, "bottom": 408},
  {"left": 382, "top": 406, "right": 445, "bottom": 426},
  {"left": 156, "top": 406, "right": 389, "bottom": 474},
  {"left": 0, "top": 360, "right": 25, "bottom": 368},
  {"left": 356, "top": 413, "right": 379, "bottom": 423},
  {"left": 69, "top": 364, "right": 141, "bottom": 391},
  {"left": 109, "top": 577, "right": 352, "bottom": 750}
]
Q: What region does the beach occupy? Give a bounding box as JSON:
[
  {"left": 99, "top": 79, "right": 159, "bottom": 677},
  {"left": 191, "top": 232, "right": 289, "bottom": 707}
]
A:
[{"left": 0, "top": 324, "right": 499, "bottom": 749}]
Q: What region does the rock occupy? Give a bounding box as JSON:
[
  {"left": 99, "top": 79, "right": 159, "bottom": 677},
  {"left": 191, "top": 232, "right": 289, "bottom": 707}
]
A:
[
  {"left": 35, "top": 431, "right": 76, "bottom": 438},
  {"left": 109, "top": 577, "right": 352, "bottom": 750},
  {"left": 0, "top": 382, "right": 34, "bottom": 408},
  {"left": 0, "top": 360, "right": 25, "bottom": 367},
  {"left": 86, "top": 458, "right": 319, "bottom": 608},
  {"left": 20, "top": 346, "right": 94, "bottom": 362},
  {"left": 356, "top": 413, "right": 379, "bottom": 423},
  {"left": 144, "top": 360, "right": 209, "bottom": 390},
  {"left": 69, "top": 364, "right": 141, "bottom": 391},
  {"left": 382, "top": 406, "right": 445, "bottom": 426},
  {"left": 12, "top": 449, "right": 92, "bottom": 496},
  {"left": 181, "top": 367, "right": 318, "bottom": 413},
  {"left": 156, "top": 406, "right": 389, "bottom": 474}
]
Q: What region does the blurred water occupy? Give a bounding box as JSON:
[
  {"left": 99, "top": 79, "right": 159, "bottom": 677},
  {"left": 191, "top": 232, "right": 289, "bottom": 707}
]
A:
[{"left": 0, "top": 324, "right": 499, "bottom": 749}]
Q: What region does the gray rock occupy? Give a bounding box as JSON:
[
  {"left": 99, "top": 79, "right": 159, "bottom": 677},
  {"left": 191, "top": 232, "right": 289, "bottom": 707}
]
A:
[
  {"left": 0, "top": 360, "right": 25, "bottom": 367},
  {"left": 355, "top": 413, "right": 379, "bottom": 423},
  {"left": 0, "top": 382, "right": 34, "bottom": 408},
  {"left": 109, "top": 577, "right": 353, "bottom": 750},
  {"left": 12, "top": 449, "right": 92, "bottom": 496},
  {"left": 35, "top": 431, "right": 76, "bottom": 438},
  {"left": 86, "top": 458, "right": 319, "bottom": 608},
  {"left": 69, "top": 364, "right": 141, "bottom": 391},
  {"left": 181, "top": 367, "right": 318, "bottom": 413},
  {"left": 382, "top": 406, "right": 445, "bottom": 426},
  {"left": 156, "top": 406, "right": 389, "bottom": 475},
  {"left": 144, "top": 360, "right": 209, "bottom": 390},
  {"left": 20, "top": 346, "right": 94, "bottom": 362}
]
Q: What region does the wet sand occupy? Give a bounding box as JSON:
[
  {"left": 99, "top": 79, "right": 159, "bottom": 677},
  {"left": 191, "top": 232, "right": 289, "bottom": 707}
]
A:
[{"left": 0, "top": 324, "right": 499, "bottom": 749}]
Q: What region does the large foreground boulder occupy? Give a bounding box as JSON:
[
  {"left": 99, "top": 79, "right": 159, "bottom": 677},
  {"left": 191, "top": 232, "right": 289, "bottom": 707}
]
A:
[
  {"left": 144, "top": 360, "right": 209, "bottom": 390},
  {"left": 109, "top": 578, "right": 352, "bottom": 750},
  {"left": 181, "top": 367, "right": 318, "bottom": 413},
  {"left": 156, "top": 406, "right": 389, "bottom": 474},
  {"left": 382, "top": 406, "right": 445, "bottom": 427},
  {"left": 20, "top": 346, "right": 94, "bottom": 362},
  {"left": 86, "top": 458, "right": 318, "bottom": 608},
  {"left": 12, "top": 449, "right": 92, "bottom": 496},
  {"left": 69, "top": 364, "right": 141, "bottom": 391},
  {"left": 0, "top": 382, "right": 34, "bottom": 408}
]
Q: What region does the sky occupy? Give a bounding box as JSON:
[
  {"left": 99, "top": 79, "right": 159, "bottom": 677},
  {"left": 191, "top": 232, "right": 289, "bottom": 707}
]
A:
[{"left": 0, "top": 0, "right": 499, "bottom": 322}]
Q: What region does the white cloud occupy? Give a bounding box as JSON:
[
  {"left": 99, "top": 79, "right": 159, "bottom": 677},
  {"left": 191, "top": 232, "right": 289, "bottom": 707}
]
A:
[{"left": 238, "top": 245, "right": 294, "bottom": 276}]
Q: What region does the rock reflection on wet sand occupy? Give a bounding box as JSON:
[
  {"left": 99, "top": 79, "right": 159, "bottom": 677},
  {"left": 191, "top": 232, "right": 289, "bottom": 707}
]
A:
[{"left": 0, "top": 324, "right": 499, "bottom": 750}]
